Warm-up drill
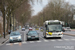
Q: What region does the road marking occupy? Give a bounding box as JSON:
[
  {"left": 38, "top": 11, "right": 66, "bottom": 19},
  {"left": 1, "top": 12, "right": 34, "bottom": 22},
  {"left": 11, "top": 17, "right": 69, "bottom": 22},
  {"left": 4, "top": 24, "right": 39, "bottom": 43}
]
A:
[
  {"left": 36, "top": 41, "right": 41, "bottom": 42},
  {"left": 22, "top": 42, "right": 27, "bottom": 44},
  {"left": 71, "top": 39, "right": 75, "bottom": 41},
  {"left": 14, "top": 43, "right": 19, "bottom": 45},
  {"left": 57, "top": 39, "right": 63, "bottom": 41},
  {"left": 64, "top": 39, "right": 69, "bottom": 41},
  {"left": 44, "top": 40, "right": 49, "bottom": 42},
  {"left": 29, "top": 41, "right": 34, "bottom": 43},
  {"left": 24, "top": 31, "right": 26, "bottom": 42},
  {"left": 50, "top": 40, "right": 56, "bottom": 41},
  {"left": 6, "top": 43, "right": 11, "bottom": 45}
]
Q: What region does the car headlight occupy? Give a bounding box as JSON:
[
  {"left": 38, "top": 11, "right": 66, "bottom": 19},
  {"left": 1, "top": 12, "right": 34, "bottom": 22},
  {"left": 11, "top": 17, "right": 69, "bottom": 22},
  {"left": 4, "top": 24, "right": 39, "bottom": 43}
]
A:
[
  {"left": 10, "top": 37, "right": 13, "bottom": 39},
  {"left": 28, "top": 36, "right": 31, "bottom": 38},
  {"left": 18, "top": 36, "right": 21, "bottom": 39}
]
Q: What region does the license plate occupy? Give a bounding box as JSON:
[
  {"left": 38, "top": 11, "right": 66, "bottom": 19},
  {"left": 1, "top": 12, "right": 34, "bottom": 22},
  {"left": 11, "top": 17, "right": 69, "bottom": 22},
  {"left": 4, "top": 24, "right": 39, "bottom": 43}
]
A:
[
  {"left": 13, "top": 38, "right": 17, "bottom": 40},
  {"left": 52, "top": 34, "right": 57, "bottom": 37},
  {"left": 32, "top": 37, "right": 35, "bottom": 39}
]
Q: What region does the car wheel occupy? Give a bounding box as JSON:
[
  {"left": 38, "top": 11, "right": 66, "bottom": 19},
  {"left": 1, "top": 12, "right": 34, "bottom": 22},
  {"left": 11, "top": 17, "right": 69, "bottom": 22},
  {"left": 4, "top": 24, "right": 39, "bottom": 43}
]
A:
[
  {"left": 9, "top": 41, "right": 12, "bottom": 43},
  {"left": 59, "top": 37, "right": 61, "bottom": 39},
  {"left": 27, "top": 38, "right": 29, "bottom": 41},
  {"left": 37, "top": 38, "right": 39, "bottom": 40},
  {"left": 19, "top": 40, "right": 22, "bottom": 42}
]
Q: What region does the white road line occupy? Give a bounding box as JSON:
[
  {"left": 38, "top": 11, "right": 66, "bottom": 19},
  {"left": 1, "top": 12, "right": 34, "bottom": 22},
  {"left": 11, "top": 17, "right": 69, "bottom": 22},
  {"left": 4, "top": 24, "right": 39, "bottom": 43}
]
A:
[
  {"left": 6, "top": 43, "right": 11, "bottom": 45},
  {"left": 44, "top": 40, "right": 49, "bottom": 42},
  {"left": 57, "top": 39, "right": 63, "bottom": 41},
  {"left": 29, "top": 41, "right": 34, "bottom": 43},
  {"left": 22, "top": 42, "right": 27, "bottom": 44},
  {"left": 24, "top": 31, "right": 26, "bottom": 42},
  {"left": 71, "top": 39, "right": 75, "bottom": 41},
  {"left": 50, "top": 40, "right": 56, "bottom": 41},
  {"left": 36, "top": 41, "right": 41, "bottom": 42},
  {"left": 14, "top": 43, "right": 19, "bottom": 45},
  {"left": 64, "top": 39, "right": 69, "bottom": 41}
]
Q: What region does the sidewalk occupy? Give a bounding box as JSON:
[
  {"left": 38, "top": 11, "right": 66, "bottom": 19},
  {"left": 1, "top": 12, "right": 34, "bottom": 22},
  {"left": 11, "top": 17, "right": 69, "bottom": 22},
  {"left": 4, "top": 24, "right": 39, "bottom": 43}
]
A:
[
  {"left": 71, "top": 29, "right": 75, "bottom": 31},
  {"left": 0, "top": 35, "right": 9, "bottom": 45}
]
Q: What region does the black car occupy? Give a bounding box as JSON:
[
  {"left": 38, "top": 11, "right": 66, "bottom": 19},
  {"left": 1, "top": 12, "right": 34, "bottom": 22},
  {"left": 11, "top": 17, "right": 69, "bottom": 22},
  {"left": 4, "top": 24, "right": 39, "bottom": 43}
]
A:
[{"left": 26, "top": 31, "right": 39, "bottom": 41}]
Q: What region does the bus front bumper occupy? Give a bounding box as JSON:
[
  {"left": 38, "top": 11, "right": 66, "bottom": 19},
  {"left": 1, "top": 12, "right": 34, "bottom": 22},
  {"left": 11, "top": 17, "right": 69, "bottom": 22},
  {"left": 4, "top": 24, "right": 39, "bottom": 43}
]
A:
[{"left": 46, "top": 34, "right": 63, "bottom": 38}]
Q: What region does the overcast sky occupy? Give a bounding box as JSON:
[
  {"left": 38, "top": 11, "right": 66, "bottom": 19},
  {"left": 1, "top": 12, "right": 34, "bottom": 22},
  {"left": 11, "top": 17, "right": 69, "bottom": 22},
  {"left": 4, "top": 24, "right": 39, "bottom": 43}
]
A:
[{"left": 31, "top": 0, "right": 75, "bottom": 16}]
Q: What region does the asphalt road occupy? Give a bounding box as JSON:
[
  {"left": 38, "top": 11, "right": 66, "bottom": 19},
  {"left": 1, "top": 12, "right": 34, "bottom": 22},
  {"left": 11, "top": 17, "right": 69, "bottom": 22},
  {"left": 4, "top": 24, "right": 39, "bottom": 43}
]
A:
[
  {"left": 64, "top": 31, "right": 75, "bottom": 35},
  {"left": 0, "top": 29, "right": 75, "bottom": 50}
]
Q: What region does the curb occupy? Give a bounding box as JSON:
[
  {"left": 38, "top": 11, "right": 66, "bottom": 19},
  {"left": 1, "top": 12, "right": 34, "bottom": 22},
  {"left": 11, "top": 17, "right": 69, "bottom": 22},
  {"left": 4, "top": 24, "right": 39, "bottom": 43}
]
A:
[
  {"left": 63, "top": 33, "right": 75, "bottom": 36},
  {"left": 1, "top": 38, "right": 9, "bottom": 44}
]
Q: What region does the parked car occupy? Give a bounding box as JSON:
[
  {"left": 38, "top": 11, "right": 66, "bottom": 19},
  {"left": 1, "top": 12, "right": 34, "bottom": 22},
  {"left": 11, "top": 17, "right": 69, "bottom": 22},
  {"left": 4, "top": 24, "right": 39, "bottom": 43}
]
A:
[
  {"left": 66, "top": 27, "right": 71, "bottom": 31},
  {"left": 26, "top": 31, "right": 39, "bottom": 41},
  {"left": 9, "top": 31, "right": 22, "bottom": 43},
  {"left": 62, "top": 27, "right": 66, "bottom": 32},
  {"left": 62, "top": 27, "right": 71, "bottom": 32},
  {"left": 22, "top": 28, "right": 25, "bottom": 31}
]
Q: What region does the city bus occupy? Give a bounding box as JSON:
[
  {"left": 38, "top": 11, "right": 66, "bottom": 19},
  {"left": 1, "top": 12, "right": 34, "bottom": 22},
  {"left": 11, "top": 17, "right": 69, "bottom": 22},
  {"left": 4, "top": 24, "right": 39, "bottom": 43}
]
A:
[{"left": 43, "top": 20, "right": 64, "bottom": 38}]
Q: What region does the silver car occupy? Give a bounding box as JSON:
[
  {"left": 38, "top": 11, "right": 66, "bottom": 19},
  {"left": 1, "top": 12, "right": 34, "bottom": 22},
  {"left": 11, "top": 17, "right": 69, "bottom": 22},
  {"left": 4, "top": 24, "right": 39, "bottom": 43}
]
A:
[
  {"left": 66, "top": 27, "right": 71, "bottom": 31},
  {"left": 9, "top": 31, "right": 22, "bottom": 43}
]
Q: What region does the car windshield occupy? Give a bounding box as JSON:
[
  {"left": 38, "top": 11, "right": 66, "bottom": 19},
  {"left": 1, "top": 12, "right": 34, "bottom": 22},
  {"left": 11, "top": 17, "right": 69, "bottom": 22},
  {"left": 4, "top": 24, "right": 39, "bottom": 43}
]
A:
[
  {"left": 28, "top": 31, "right": 37, "bottom": 35},
  {"left": 47, "top": 25, "right": 62, "bottom": 32},
  {"left": 10, "top": 32, "right": 20, "bottom": 36}
]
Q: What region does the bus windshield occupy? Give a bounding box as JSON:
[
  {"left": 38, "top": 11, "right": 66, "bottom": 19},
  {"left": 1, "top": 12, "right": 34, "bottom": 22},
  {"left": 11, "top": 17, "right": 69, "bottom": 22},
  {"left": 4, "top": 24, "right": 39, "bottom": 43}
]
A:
[{"left": 47, "top": 25, "right": 62, "bottom": 32}]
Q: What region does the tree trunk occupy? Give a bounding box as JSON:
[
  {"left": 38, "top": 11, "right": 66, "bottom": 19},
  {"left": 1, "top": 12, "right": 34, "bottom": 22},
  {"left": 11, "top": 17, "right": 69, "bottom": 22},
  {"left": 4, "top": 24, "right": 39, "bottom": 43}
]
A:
[
  {"left": 13, "top": 14, "right": 14, "bottom": 31},
  {"left": 6, "top": 16, "right": 9, "bottom": 34},
  {"left": 3, "top": 10, "right": 5, "bottom": 38}
]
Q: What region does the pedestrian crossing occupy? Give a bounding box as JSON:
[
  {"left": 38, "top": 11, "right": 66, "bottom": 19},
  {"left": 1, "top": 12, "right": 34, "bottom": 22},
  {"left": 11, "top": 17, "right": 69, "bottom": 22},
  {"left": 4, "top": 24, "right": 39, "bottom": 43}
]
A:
[{"left": 5, "top": 38, "right": 75, "bottom": 46}]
